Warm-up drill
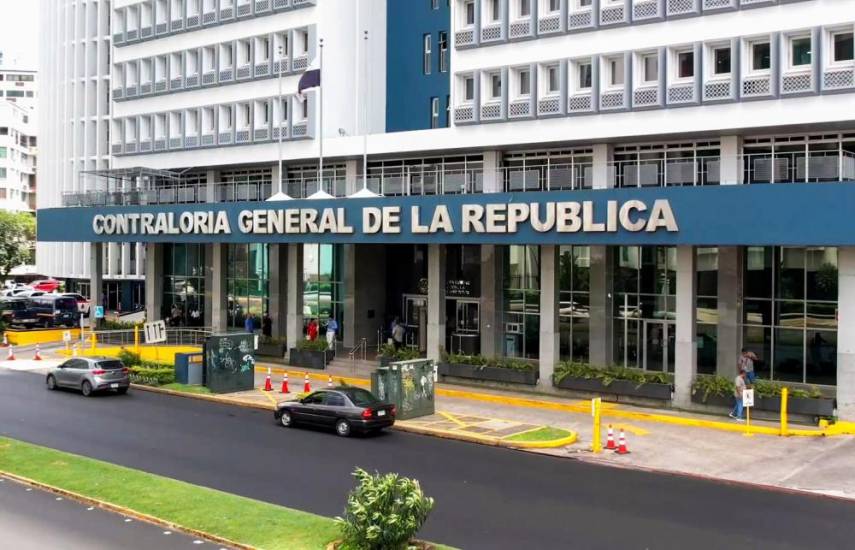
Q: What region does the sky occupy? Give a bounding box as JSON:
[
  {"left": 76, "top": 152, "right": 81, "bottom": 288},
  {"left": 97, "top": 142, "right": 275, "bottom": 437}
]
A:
[{"left": 0, "top": 0, "right": 40, "bottom": 70}]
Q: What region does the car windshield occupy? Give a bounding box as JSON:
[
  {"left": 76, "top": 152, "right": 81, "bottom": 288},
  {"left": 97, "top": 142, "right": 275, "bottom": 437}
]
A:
[
  {"left": 54, "top": 298, "right": 77, "bottom": 310},
  {"left": 342, "top": 388, "right": 381, "bottom": 407},
  {"left": 96, "top": 360, "right": 125, "bottom": 371}
]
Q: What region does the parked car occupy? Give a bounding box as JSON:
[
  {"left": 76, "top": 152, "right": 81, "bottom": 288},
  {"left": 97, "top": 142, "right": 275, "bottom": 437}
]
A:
[
  {"left": 0, "top": 298, "right": 28, "bottom": 323},
  {"left": 62, "top": 293, "right": 91, "bottom": 315},
  {"left": 1, "top": 287, "right": 31, "bottom": 298},
  {"left": 31, "top": 279, "right": 61, "bottom": 293},
  {"left": 13, "top": 295, "right": 78, "bottom": 328},
  {"left": 274, "top": 387, "right": 396, "bottom": 437},
  {"left": 46, "top": 357, "right": 130, "bottom": 397}
]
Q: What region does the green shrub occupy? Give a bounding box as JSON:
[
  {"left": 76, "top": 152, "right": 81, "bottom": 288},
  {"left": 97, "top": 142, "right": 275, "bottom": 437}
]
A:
[
  {"left": 378, "top": 344, "right": 423, "bottom": 362},
  {"left": 441, "top": 351, "right": 535, "bottom": 372},
  {"left": 259, "top": 335, "right": 286, "bottom": 346},
  {"left": 128, "top": 366, "right": 175, "bottom": 386},
  {"left": 336, "top": 468, "right": 434, "bottom": 550},
  {"left": 553, "top": 361, "right": 674, "bottom": 387},
  {"left": 296, "top": 339, "right": 330, "bottom": 352},
  {"left": 101, "top": 319, "right": 143, "bottom": 330},
  {"left": 691, "top": 375, "right": 823, "bottom": 400},
  {"left": 117, "top": 349, "right": 142, "bottom": 366}
]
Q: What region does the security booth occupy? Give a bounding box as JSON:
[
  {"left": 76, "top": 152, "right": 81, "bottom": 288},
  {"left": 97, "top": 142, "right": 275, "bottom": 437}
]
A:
[
  {"left": 203, "top": 333, "right": 256, "bottom": 393},
  {"left": 371, "top": 359, "right": 436, "bottom": 420}
]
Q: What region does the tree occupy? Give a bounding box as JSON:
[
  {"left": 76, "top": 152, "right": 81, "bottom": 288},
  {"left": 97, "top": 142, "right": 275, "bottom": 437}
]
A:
[{"left": 0, "top": 211, "right": 35, "bottom": 282}]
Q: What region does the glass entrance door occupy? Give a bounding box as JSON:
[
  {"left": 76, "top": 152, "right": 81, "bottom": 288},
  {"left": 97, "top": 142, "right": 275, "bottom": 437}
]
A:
[
  {"left": 643, "top": 321, "right": 675, "bottom": 372},
  {"left": 403, "top": 294, "right": 427, "bottom": 350}
]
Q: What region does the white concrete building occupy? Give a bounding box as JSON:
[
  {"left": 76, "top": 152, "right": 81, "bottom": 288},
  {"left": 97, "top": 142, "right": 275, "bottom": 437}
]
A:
[
  {"left": 0, "top": 68, "right": 38, "bottom": 113},
  {"left": 0, "top": 101, "right": 37, "bottom": 213}
]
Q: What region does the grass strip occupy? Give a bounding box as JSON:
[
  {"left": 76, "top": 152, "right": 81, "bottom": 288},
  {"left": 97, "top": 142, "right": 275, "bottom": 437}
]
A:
[
  {"left": 0, "top": 437, "right": 338, "bottom": 550},
  {"left": 160, "top": 383, "right": 212, "bottom": 394},
  {"left": 504, "top": 426, "right": 574, "bottom": 442}
]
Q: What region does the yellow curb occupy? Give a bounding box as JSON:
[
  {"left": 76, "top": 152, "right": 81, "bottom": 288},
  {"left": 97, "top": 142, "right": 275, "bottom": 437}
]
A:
[
  {"left": 257, "top": 387, "right": 279, "bottom": 405},
  {"left": 0, "top": 471, "right": 255, "bottom": 550},
  {"left": 503, "top": 431, "right": 579, "bottom": 449},
  {"left": 395, "top": 421, "right": 578, "bottom": 450},
  {"left": 437, "top": 411, "right": 469, "bottom": 428}
]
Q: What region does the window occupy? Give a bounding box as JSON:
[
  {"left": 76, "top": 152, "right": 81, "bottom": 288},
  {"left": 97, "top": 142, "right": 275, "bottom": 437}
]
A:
[
  {"left": 490, "top": 0, "right": 500, "bottom": 21},
  {"left": 465, "top": 0, "right": 475, "bottom": 25},
  {"left": 519, "top": 69, "right": 530, "bottom": 96},
  {"left": 519, "top": 0, "right": 531, "bottom": 17},
  {"left": 677, "top": 51, "right": 694, "bottom": 79},
  {"left": 446, "top": 95, "right": 451, "bottom": 127},
  {"left": 0, "top": 168, "right": 6, "bottom": 179},
  {"left": 751, "top": 41, "right": 771, "bottom": 72},
  {"left": 578, "top": 62, "right": 592, "bottom": 89},
  {"left": 713, "top": 47, "right": 731, "bottom": 75},
  {"left": 490, "top": 73, "right": 502, "bottom": 98},
  {"left": 642, "top": 54, "right": 658, "bottom": 83},
  {"left": 790, "top": 36, "right": 812, "bottom": 67},
  {"left": 432, "top": 0, "right": 439, "bottom": 8},
  {"left": 833, "top": 32, "right": 854, "bottom": 62},
  {"left": 439, "top": 32, "right": 448, "bottom": 73},
  {"left": 431, "top": 97, "right": 440, "bottom": 128},
  {"left": 0, "top": 147, "right": 6, "bottom": 159},
  {"left": 609, "top": 57, "right": 624, "bottom": 87},
  {"left": 578, "top": 0, "right": 592, "bottom": 6},
  {"left": 549, "top": 0, "right": 561, "bottom": 11},
  {"left": 423, "top": 34, "right": 432, "bottom": 75},
  {"left": 547, "top": 65, "right": 559, "bottom": 93},
  {"left": 464, "top": 76, "right": 475, "bottom": 101}
]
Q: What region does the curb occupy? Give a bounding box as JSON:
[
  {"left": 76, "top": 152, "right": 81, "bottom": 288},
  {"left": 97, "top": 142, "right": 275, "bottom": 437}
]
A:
[
  {"left": 0, "top": 471, "right": 255, "bottom": 550},
  {"left": 133, "top": 384, "right": 578, "bottom": 450}
]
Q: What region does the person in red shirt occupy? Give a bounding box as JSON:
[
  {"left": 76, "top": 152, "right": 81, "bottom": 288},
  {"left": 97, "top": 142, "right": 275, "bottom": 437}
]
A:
[{"left": 307, "top": 318, "right": 319, "bottom": 341}]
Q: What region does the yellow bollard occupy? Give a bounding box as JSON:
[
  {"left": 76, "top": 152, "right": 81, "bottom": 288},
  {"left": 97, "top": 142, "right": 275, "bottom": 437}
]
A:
[
  {"left": 134, "top": 325, "right": 140, "bottom": 354},
  {"left": 591, "top": 397, "right": 602, "bottom": 454},
  {"left": 90, "top": 331, "right": 97, "bottom": 352},
  {"left": 780, "top": 387, "right": 789, "bottom": 437}
]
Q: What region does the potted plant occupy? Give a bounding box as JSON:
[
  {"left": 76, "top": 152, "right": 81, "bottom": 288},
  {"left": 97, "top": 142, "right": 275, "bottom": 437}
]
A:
[
  {"left": 553, "top": 362, "right": 674, "bottom": 400},
  {"left": 289, "top": 339, "right": 334, "bottom": 370},
  {"left": 256, "top": 335, "right": 287, "bottom": 359},
  {"left": 691, "top": 375, "right": 835, "bottom": 417},
  {"left": 377, "top": 343, "right": 423, "bottom": 367},
  {"left": 438, "top": 352, "right": 539, "bottom": 385}
]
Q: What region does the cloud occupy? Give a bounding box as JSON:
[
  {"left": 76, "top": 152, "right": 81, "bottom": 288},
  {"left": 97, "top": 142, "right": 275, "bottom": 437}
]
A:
[{"left": 0, "top": 1, "right": 40, "bottom": 69}]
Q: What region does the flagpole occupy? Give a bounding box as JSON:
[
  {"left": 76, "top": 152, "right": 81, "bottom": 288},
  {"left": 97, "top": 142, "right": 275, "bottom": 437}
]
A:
[
  {"left": 362, "top": 30, "right": 369, "bottom": 191},
  {"left": 277, "top": 43, "right": 284, "bottom": 195},
  {"left": 318, "top": 38, "right": 324, "bottom": 194}
]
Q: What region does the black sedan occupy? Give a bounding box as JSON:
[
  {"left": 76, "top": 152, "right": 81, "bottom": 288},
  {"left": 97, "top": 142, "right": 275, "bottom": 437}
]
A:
[{"left": 274, "top": 387, "right": 396, "bottom": 437}]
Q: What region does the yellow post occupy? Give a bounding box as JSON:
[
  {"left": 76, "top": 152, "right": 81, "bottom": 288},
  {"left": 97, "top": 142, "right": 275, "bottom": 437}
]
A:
[
  {"left": 90, "top": 331, "right": 96, "bottom": 352},
  {"left": 780, "top": 387, "right": 789, "bottom": 437},
  {"left": 134, "top": 325, "right": 140, "bottom": 353},
  {"left": 591, "top": 397, "right": 602, "bottom": 453}
]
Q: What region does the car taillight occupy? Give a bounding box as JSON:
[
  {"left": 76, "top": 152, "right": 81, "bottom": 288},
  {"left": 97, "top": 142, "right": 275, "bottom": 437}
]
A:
[
  {"left": 391, "top": 405, "right": 396, "bottom": 416},
  {"left": 122, "top": 368, "right": 129, "bottom": 374},
  {"left": 362, "top": 408, "right": 373, "bottom": 419},
  {"left": 91, "top": 369, "right": 105, "bottom": 375}
]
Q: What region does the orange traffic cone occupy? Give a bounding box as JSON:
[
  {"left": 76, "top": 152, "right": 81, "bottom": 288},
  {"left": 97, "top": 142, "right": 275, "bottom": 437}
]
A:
[
  {"left": 281, "top": 373, "right": 289, "bottom": 394},
  {"left": 327, "top": 375, "right": 333, "bottom": 388},
  {"left": 615, "top": 429, "right": 630, "bottom": 455},
  {"left": 6, "top": 345, "right": 15, "bottom": 361},
  {"left": 605, "top": 425, "right": 616, "bottom": 451},
  {"left": 303, "top": 373, "right": 311, "bottom": 393},
  {"left": 1, "top": 333, "right": 7, "bottom": 347},
  {"left": 34, "top": 345, "right": 42, "bottom": 361},
  {"left": 263, "top": 368, "right": 273, "bottom": 391}
]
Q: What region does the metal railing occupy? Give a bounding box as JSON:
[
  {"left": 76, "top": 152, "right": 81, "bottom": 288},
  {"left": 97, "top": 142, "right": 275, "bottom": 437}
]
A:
[
  {"left": 501, "top": 163, "right": 594, "bottom": 192},
  {"left": 609, "top": 156, "right": 721, "bottom": 188},
  {"left": 348, "top": 338, "right": 367, "bottom": 363},
  {"left": 90, "top": 327, "right": 212, "bottom": 348},
  {"left": 360, "top": 168, "right": 484, "bottom": 196}
]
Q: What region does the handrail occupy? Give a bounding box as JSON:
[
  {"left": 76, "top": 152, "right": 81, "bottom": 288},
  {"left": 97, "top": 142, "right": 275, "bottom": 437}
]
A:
[{"left": 348, "top": 338, "right": 367, "bottom": 361}]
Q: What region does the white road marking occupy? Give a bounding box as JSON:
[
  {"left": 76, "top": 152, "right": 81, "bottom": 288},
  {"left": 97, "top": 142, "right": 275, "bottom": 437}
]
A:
[
  {"left": 163, "top": 531, "right": 172, "bottom": 536},
  {"left": 192, "top": 540, "right": 204, "bottom": 545},
  {"left": 25, "top": 488, "right": 32, "bottom": 492},
  {"left": 55, "top": 497, "right": 63, "bottom": 501},
  {"left": 87, "top": 507, "right": 94, "bottom": 511},
  {"left": 124, "top": 518, "right": 132, "bottom": 523}
]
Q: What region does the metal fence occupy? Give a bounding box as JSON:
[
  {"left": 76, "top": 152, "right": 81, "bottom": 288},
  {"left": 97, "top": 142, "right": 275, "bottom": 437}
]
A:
[{"left": 92, "top": 327, "right": 212, "bottom": 347}]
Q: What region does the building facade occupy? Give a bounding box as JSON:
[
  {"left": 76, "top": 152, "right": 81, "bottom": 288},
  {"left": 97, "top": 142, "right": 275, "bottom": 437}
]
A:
[
  {"left": 0, "top": 101, "right": 37, "bottom": 213},
  {"left": 37, "top": 0, "right": 855, "bottom": 418}
]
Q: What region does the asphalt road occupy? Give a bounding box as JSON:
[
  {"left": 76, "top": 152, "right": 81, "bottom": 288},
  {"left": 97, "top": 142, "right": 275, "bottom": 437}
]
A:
[
  {"left": 0, "top": 477, "right": 209, "bottom": 549},
  {"left": 1, "top": 369, "right": 854, "bottom": 550}
]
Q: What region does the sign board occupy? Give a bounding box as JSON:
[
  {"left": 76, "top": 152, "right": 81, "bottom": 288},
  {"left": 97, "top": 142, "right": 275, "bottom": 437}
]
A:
[
  {"left": 204, "top": 333, "right": 255, "bottom": 394},
  {"left": 143, "top": 320, "right": 167, "bottom": 344},
  {"left": 94, "top": 305, "right": 105, "bottom": 319},
  {"left": 62, "top": 330, "right": 72, "bottom": 343},
  {"left": 742, "top": 388, "right": 755, "bottom": 408}
]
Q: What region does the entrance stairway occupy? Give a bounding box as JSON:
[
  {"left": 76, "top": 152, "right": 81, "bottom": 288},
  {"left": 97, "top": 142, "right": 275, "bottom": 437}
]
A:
[{"left": 325, "top": 357, "right": 381, "bottom": 379}]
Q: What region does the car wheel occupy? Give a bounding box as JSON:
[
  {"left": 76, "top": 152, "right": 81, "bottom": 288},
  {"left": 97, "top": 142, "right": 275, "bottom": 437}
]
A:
[
  {"left": 279, "top": 411, "right": 293, "bottom": 428},
  {"left": 46, "top": 375, "right": 57, "bottom": 391},
  {"left": 116, "top": 387, "right": 128, "bottom": 395},
  {"left": 81, "top": 380, "right": 93, "bottom": 397},
  {"left": 335, "top": 419, "right": 351, "bottom": 437}
]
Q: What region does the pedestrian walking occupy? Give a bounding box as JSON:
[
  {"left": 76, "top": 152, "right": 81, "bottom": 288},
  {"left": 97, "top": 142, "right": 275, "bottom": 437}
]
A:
[
  {"left": 325, "top": 317, "right": 338, "bottom": 350},
  {"left": 307, "top": 318, "right": 319, "bottom": 341},
  {"left": 262, "top": 314, "right": 272, "bottom": 338},
  {"left": 392, "top": 317, "right": 405, "bottom": 351},
  {"left": 738, "top": 348, "right": 757, "bottom": 384},
  {"left": 244, "top": 313, "right": 255, "bottom": 334},
  {"left": 729, "top": 371, "right": 746, "bottom": 422}
]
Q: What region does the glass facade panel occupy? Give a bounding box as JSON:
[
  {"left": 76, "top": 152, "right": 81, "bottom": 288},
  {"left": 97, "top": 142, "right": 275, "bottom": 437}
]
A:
[
  {"left": 559, "top": 246, "right": 590, "bottom": 363},
  {"left": 226, "top": 244, "right": 268, "bottom": 329},
  {"left": 303, "top": 244, "right": 344, "bottom": 341},
  {"left": 162, "top": 243, "right": 207, "bottom": 326},
  {"left": 503, "top": 245, "right": 540, "bottom": 359}
]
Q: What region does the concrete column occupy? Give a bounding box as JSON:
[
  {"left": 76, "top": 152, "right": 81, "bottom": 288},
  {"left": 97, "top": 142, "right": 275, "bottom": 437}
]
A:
[
  {"left": 203, "top": 244, "right": 213, "bottom": 327},
  {"left": 427, "top": 244, "right": 446, "bottom": 362},
  {"left": 342, "top": 244, "right": 357, "bottom": 349},
  {"left": 89, "top": 242, "right": 103, "bottom": 327},
  {"left": 720, "top": 135, "right": 743, "bottom": 185},
  {"left": 717, "top": 246, "right": 742, "bottom": 376},
  {"left": 480, "top": 245, "right": 502, "bottom": 357},
  {"left": 344, "top": 159, "right": 359, "bottom": 196},
  {"left": 268, "top": 244, "right": 288, "bottom": 339},
  {"left": 346, "top": 244, "right": 387, "bottom": 349},
  {"left": 539, "top": 245, "right": 559, "bottom": 387},
  {"left": 144, "top": 243, "right": 163, "bottom": 323},
  {"left": 592, "top": 144, "right": 615, "bottom": 190},
  {"left": 674, "top": 246, "right": 698, "bottom": 408},
  {"left": 286, "top": 243, "right": 304, "bottom": 347},
  {"left": 589, "top": 246, "right": 613, "bottom": 367},
  {"left": 481, "top": 150, "right": 502, "bottom": 193},
  {"left": 205, "top": 169, "right": 217, "bottom": 202},
  {"left": 836, "top": 247, "right": 855, "bottom": 421},
  {"left": 210, "top": 243, "right": 228, "bottom": 332}
]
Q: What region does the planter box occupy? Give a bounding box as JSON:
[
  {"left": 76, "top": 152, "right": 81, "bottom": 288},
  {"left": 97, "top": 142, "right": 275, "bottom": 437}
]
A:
[
  {"left": 555, "top": 375, "right": 673, "bottom": 400},
  {"left": 691, "top": 392, "right": 835, "bottom": 417},
  {"left": 288, "top": 348, "right": 334, "bottom": 370},
  {"left": 256, "top": 342, "right": 286, "bottom": 359},
  {"left": 438, "top": 362, "right": 538, "bottom": 385}
]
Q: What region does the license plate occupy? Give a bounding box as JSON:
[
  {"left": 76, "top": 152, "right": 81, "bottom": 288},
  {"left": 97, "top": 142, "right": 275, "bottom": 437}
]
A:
[
  {"left": 110, "top": 383, "right": 119, "bottom": 389},
  {"left": 377, "top": 410, "right": 386, "bottom": 417}
]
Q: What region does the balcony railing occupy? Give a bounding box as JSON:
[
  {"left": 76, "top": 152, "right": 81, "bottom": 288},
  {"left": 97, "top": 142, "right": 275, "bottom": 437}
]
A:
[
  {"left": 743, "top": 151, "right": 855, "bottom": 184},
  {"left": 610, "top": 156, "right": 722, "bottom": 187},
  {"left": 501, "top": 163, "right": 594, "bottom": 192}
]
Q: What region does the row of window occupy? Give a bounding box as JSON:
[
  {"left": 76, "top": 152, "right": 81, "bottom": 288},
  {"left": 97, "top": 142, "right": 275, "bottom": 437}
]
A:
[
  {"left": 423, "top": 31, "right": 450, "bottom": 75},
  {"left": 0, "top": 74, "right": 35, "bottom": 82},
  {"left": 454, "top": 0, "right": 814, "bottom": 48},
  {"left": 111, "top": 93, "right": 314, "bottom": 156},
  {"left": 113, "top": 0, "right": 315, "bottom": 46},
  {"left": 455, "top": 25, "right": 855, "bottom": 123},
  {"left": 112, "top": 26, "right": 313, "bottom": 102}
]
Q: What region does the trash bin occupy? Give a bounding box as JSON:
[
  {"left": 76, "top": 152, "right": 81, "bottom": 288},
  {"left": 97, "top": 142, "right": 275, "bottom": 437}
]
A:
[
  {"left": 371, "top": 359, "right": 436, "bottom": 420},
  {"left": 174, "top": 352, "right": 204, "bottom": 385}
]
